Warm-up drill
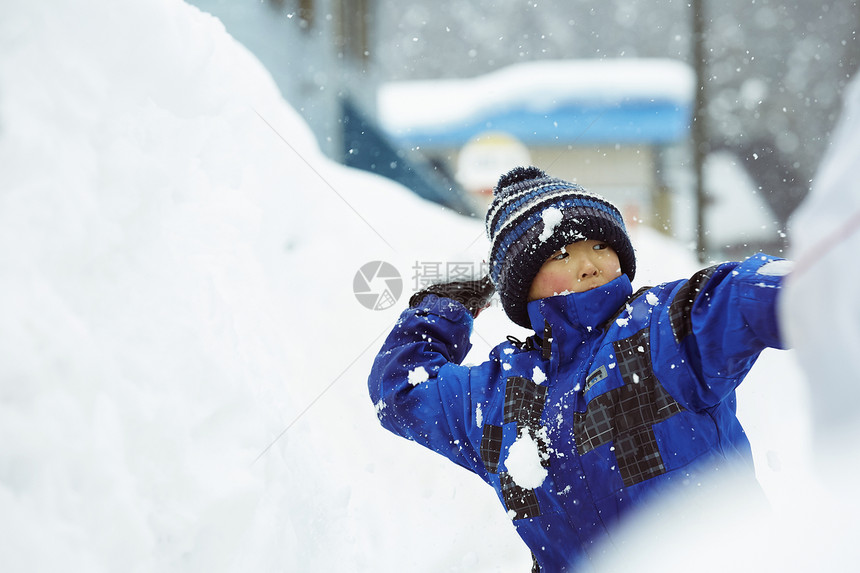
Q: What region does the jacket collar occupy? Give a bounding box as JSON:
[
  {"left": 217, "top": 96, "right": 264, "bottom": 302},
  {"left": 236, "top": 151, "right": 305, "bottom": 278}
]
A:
[{"left": 526, "top": 275, "right": 632, "bottom": 361}]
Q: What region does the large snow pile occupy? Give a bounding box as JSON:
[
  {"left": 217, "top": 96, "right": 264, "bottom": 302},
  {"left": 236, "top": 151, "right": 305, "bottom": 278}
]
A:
[
  {"left": 0, "top": 1, "right": 808, "bottom": 571},
  {"left": 0, "top": 1, "right": 517, "bottom": 570}
]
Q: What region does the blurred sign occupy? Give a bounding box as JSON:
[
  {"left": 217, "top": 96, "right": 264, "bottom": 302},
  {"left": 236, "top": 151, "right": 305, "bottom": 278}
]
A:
[{"left": 456, "top": 132, "right": 532, "bottom": 197}]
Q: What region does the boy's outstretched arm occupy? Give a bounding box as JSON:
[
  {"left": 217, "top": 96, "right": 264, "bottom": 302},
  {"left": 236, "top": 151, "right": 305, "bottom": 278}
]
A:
[
  {"left": 368, "top": 277, "right": 496, "bottom": 475},
  {"left": 656, "top": 253, "right": 792, "bottom": 409}
]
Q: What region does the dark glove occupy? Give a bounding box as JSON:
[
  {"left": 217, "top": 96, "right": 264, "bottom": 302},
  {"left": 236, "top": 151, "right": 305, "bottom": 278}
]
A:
[{"left": 409, "top": 275, "right": 495, "bottom": 318}]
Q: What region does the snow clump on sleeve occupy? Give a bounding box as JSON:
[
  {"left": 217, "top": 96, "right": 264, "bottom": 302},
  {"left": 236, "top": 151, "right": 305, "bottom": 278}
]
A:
[
  {"left": 407, "top": 366, "right": 429, "bottom": 386},
  {"left": 505, "top": 428, "right": 548, "bottom": 489},
  {"left": 758, "top": 259, "right": 795, "bottom": 276}
]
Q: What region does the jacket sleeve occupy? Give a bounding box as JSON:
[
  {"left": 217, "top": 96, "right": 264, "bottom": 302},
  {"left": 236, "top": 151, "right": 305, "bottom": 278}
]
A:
[
  {"left": 368, "top": 294, "right": 489, "bottom": 475},
  {"left": 656, "top": 253, "right": 791, "bottom": 410}
]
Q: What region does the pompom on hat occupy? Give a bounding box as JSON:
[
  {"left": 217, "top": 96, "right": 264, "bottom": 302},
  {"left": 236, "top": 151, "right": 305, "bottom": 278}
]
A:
[{"left": 485, "top": 166, "right": 636, "bottom": 329}]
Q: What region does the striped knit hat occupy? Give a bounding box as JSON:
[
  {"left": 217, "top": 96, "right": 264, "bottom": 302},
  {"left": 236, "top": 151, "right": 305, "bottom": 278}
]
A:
[{"left": 485, "top": 166, "right": 636, "bottom": 329}]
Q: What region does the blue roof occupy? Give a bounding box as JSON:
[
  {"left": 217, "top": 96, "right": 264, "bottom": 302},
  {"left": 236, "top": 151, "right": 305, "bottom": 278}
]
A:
[
  {"left": 387, "top": 99, "right": 691, "bottom": 148},
  {"left": 378, "top": 59, "right": 695, "bottom": 149}
]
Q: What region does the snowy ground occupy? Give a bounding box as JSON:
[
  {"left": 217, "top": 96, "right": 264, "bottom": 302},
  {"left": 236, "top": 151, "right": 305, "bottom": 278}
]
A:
[{"left": 0, "top": 1, "right": 821, "bottom": 571}]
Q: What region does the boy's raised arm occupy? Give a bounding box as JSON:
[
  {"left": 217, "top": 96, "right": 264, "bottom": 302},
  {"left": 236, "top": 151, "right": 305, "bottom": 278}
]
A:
[{"left": 368, "top": 278, "right": 495, "bottom": 475}]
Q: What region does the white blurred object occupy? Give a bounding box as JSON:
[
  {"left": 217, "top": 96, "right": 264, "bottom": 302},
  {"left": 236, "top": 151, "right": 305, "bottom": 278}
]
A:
[{"left": 783, "top": 75, "right": 860, "bottom": 445}]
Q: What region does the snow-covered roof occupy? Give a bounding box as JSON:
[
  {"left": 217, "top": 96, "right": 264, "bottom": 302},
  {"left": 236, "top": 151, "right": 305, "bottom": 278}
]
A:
[{"left": 378, "top": 59, "right": 695, "bottom": 148}]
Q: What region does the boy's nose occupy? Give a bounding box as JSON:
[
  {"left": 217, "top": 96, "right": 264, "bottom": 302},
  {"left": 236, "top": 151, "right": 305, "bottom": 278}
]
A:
[{"left": 578, "top": 259, "right": 599, "bottom": 278}]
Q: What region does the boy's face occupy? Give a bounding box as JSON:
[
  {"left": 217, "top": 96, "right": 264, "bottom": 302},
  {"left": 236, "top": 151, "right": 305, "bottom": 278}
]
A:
[{"left": 527, "top": 240, "right": 622, "bottom": 301}]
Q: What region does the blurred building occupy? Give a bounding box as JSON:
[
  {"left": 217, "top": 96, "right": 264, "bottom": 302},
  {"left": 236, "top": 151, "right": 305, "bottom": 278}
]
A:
[
  {"left": 180, "top": 4, "right": 701, "bottom": 230},
  {"left": 186, "top": 0, "right": 472, "bottom": 213},
  {"left": 378, "top": 59, "right": 695, "bottom": 230},
  {"left": 186, "top": 0, "right": 372, "bottom": 157}
]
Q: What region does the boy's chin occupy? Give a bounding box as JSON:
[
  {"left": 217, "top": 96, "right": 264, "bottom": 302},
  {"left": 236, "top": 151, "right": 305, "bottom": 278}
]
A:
[
  {"left": 568, "top": 279, "right": 612, "bottom": 294},
  {"left": 531, "top": 277, "right": 618, "bottom": 300}
]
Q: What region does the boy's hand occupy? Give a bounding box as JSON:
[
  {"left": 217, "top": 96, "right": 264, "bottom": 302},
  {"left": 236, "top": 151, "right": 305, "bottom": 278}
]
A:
[{"left": 409, "top": 276, "right": 495, "bottom": 318}]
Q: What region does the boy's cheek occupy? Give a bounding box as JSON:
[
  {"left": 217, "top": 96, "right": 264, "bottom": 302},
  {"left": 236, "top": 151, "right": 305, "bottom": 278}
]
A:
[{"left": 541, "top": 272, "right": 576, "bottom": 295}]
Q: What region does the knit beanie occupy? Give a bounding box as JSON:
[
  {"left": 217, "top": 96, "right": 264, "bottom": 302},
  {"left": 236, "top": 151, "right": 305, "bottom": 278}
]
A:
[{"left": 485, "top": 166, "right": 636, "bottom": 329}]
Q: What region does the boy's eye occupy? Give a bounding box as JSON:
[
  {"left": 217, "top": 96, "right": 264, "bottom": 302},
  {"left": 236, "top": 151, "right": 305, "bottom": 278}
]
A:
[
  {"left": 593, "top": 243, "right": 608, "bottom": 251},
  {"left": 551, "top": 251, "right": 569, "bottom": 261}
]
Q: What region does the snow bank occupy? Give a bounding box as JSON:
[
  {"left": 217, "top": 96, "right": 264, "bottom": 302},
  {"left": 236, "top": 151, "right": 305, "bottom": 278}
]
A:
[{"left": 0, "top": 1, "right": 523, "bottom": 570}]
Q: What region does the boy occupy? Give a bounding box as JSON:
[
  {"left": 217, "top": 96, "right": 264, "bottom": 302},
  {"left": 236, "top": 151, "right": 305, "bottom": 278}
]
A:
[{"left": 368, "top": 166, "right": 789, "bottom": 571}]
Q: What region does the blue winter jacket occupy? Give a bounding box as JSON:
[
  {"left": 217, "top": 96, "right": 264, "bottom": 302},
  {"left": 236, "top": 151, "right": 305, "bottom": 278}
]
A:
[{"left": 369, "top": 254, "right": 786, "bottom": 571}]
